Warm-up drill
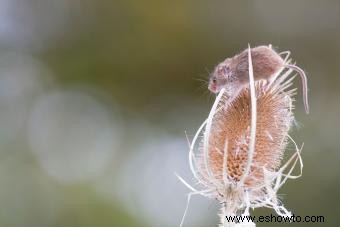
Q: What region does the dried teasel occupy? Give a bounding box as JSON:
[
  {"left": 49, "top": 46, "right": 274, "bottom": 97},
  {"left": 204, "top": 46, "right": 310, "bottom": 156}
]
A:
[{"left": 177, "top": 46, "right": 304, "bottom": 227}]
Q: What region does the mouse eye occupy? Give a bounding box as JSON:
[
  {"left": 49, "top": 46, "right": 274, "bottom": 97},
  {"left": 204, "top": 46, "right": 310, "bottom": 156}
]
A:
[{"left": 212, "top": 77, "right": 217, "bottom": 83}]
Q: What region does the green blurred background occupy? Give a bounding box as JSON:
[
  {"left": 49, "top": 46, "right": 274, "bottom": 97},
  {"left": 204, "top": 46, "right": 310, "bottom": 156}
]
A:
[{"left": 0, "top": 0, "right": 339, "bottom": 226}]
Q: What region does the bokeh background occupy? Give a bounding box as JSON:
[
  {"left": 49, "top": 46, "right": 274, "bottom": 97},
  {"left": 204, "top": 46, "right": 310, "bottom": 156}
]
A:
[{"left": 0, "top": 0, "right": 339, "bottom": 226}]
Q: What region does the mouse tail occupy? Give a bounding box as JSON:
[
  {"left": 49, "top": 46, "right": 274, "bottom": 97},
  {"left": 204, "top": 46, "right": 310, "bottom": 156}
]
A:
[{"left": 284, "top": 64, "right": 309, "bottom": 114}]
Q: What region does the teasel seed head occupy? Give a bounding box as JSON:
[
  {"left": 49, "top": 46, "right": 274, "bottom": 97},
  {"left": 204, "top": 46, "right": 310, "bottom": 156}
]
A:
[{"left": 177, "top": 46, "right": 304, "bottom": 227}]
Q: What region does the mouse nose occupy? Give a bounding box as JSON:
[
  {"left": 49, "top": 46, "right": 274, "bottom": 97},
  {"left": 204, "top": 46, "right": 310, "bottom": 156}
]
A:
[{"left": 208, "top": 83, "right": 217, "bottom": 93}]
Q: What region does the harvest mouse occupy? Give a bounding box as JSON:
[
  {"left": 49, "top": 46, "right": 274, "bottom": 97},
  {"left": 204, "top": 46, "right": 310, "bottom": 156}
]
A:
[{"left": 208, "top": 45, "right": 309, "bottom": 114}]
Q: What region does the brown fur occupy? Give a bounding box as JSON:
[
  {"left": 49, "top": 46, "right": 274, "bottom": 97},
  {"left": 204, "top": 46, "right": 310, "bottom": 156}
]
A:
[{"left": 232, "top": 46, "right": 283, "bottom": 83}]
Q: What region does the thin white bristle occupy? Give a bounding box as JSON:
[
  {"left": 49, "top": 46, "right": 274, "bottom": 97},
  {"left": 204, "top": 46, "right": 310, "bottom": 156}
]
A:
[{"left": 238, "top": 45, "right": 257, "bottom": 187}]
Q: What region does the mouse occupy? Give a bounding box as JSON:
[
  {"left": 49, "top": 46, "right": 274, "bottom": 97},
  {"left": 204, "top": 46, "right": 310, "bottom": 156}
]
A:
[{"left": 208, "top": 45, "right": 309, "bottom": 114}]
